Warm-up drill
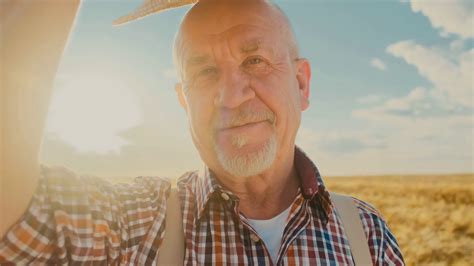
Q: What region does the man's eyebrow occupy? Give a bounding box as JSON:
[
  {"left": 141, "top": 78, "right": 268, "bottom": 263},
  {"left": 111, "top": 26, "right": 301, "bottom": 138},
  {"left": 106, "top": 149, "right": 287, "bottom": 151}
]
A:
[
  {"left": 186, "top": 54, "right": 211, "bottom": 67},
  {"left": 240, "top": 39, "right": 277, "bottom": 57},
  {"left": 240, "top": 39, "right": 262, "bottom": 54}
]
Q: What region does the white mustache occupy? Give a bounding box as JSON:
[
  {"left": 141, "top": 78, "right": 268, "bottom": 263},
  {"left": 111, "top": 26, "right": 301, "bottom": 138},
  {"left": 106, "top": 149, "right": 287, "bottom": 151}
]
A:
[{"left": 217, "top": 109, "right": 276, "bottom": 129}]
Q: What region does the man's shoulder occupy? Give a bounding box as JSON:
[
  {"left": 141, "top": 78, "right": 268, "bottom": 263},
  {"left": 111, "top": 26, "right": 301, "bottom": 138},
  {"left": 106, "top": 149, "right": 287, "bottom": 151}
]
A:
[
  {"left": 342, "top": 195, "right": 391, "bottom": 234},
  {"left": 350, "top": 196, "right": 384, "bottom": 219},
  {"left": 176, "top": 170, "right": 200, "bottom": 186},
  {"left": 330, "top": 192, "right": 384, "bottom": 220},
  {"left": 40, "top": 164, "right": 172, "bottom": 195},
  {"left": 339, "top": 195, "right": 405, "bottom": 264}
]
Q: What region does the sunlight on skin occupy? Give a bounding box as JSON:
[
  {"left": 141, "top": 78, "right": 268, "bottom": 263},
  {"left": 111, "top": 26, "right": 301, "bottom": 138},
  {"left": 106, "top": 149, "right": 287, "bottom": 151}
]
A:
[
  {"left": 1, "top": 0, "right": 81, "bottom": 237},
  {"left": 45, "top": 74, "right": 143, "bottom": 154}
]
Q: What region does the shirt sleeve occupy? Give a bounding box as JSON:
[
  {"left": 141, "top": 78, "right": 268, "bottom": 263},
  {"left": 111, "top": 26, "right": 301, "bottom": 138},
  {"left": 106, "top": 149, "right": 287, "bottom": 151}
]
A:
[
  {"left": 0, "top": 165, "right": 170, "bottom": 264},
  {"left": 353, "top": 198, "right": 405, "bottom": 266}
]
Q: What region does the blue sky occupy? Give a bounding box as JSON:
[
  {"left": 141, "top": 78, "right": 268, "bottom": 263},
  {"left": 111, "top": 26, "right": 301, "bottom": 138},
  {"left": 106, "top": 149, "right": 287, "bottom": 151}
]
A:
[{"left": 40, "top": 0, "right": 473, "bottom": 177}]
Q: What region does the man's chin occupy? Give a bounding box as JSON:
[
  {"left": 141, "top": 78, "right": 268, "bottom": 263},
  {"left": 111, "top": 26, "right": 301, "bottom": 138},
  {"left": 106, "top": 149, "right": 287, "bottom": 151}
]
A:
[{"left": 214, "top": 135, "right": 277, "bottom": 178}]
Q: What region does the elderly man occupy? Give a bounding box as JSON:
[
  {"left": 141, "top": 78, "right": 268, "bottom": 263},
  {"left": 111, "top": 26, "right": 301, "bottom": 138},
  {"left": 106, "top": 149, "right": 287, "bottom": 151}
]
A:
[{"left": 1, "top": 0, "right": 404, "bottom": 265}]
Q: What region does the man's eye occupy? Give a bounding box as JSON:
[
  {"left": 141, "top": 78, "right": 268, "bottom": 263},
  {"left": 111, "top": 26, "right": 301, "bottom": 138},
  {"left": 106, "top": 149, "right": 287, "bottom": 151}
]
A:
[
  {"left": 199, "top": 67, "right": 218, "bottom": 76},
  {"left": 245, "top": 57, "right": 264, "bottom": 65},
  {"left": 242, "top": 56, "right": 271, "bottom": 75}
]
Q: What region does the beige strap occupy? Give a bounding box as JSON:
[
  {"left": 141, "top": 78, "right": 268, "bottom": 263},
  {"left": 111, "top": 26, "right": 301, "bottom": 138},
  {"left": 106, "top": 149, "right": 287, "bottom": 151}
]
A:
[
  {"left": 330, "top": 193, "right": 373, "bottom": 266},
  {"left": 157, "top": 187, "right": 185, "bottom": 266},
  {"left": 157, "top": 189, "right": 371, "bottom": 265}
]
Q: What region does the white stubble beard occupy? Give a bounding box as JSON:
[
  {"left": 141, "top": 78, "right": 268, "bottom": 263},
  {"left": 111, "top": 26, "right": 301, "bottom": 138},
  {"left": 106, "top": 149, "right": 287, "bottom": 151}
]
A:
[{"left": 214, "top": 132, "right": 277, "bottom": 178}]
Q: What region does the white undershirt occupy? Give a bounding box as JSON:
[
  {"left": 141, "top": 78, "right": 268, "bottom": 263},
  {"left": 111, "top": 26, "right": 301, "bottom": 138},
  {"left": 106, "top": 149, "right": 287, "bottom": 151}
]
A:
[{"left": 247, "top": 206, "right": 291, "bottom": 263}]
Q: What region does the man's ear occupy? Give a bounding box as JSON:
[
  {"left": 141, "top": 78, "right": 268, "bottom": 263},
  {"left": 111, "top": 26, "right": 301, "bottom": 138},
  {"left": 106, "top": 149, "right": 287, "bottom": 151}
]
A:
[
  {"left": 295, "top": 58, "right": 311, "bottom": 111},
  {"left": 175, "top": 83, "right": 188, "bottom": 111}
]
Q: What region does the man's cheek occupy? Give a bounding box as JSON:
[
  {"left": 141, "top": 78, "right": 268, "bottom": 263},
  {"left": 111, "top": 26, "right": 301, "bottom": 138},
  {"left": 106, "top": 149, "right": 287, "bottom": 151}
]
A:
[{"left": 193, "top": 108, "right": 214, "bottom": 136}]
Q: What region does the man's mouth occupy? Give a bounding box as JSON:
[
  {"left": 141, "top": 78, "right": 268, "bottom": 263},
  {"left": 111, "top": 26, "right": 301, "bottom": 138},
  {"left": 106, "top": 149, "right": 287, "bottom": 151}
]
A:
[{"left": 222, "top": 120, "right": 269, "bottom": 130}]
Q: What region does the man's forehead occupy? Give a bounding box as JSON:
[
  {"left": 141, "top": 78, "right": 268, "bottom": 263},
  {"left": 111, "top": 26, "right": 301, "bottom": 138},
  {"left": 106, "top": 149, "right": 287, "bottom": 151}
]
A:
[
  {"left": 173, "top": 0, "right": 299, "bottom": 77},
  {"left": 177, "top": 0, "right": 282, "bottom": 47},
  {"left": 181, "top": 26, "right": 276, "bottom": 66},
  {"left": 184, "top": 0, "right": 276, "bottom": 26}
]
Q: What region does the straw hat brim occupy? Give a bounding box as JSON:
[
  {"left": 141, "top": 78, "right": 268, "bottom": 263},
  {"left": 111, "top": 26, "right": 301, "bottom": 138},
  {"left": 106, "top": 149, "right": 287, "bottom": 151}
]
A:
[{"left": 113, "top": 0, "right": 198, "bottom": 26}]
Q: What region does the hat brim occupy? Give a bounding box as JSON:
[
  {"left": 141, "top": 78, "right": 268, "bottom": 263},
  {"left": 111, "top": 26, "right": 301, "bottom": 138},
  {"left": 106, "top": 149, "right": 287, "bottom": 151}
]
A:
[{"left": 113, "top": 0, "right": 198, "bottom": 26}]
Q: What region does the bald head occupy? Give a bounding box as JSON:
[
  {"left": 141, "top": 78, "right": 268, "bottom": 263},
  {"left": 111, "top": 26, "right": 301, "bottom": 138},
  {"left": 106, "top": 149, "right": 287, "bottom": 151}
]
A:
[{"left": 173, "top": 0, "right": 299, "bottom": 82}]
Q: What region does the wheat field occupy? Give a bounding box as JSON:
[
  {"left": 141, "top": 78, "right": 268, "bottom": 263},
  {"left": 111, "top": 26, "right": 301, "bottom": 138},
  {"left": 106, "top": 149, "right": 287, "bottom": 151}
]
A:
[{"left": 325, "top": 174, "right": 474, "bottom": 265}]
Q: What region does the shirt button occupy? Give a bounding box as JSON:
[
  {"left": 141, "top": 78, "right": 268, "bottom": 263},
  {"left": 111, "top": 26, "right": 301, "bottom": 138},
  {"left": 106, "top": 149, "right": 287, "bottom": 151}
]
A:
[
  {"left": 221, "top": 192, "right": 230, "bottom": 201},
  {"left": 250, "top": 233, "right": 260, "bottom": 243}
]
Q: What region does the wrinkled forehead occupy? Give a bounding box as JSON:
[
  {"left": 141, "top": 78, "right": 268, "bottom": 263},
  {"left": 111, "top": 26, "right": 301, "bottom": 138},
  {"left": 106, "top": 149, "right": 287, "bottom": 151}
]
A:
[
  {"left": 180, "top": 24, "right": 280, "bottom": 64},
  {"left": 180, "top": 0, "right": 278, "bottom": 35},
  {"left": 175, "top": 1, "right": 289, "bottom": 66}
]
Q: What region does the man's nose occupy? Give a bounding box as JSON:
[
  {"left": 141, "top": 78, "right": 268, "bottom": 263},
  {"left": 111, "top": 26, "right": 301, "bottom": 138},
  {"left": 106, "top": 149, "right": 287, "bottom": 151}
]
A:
[{"left": 214, "top": 68, "right": 255, "bottom": 109}]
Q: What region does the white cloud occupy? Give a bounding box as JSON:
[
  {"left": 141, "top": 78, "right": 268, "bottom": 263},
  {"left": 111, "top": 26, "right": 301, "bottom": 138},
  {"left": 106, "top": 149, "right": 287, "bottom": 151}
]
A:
[
  {"left": 296, "top": 128, "right": 389, "bottom": 175},
  {"left": 297, "top": 128, "right": 386, "bottom": 155},
  {"left": 387, "top": 41, "right": 473, "bottom": 108},
  {"left": 297, "top": 117, "right": 472, "bottom": 175},
  {"left": 409, "top": 0, "right": 474, "bottom": 39},
  {"left": 384, "top": 87, "right": 427, "bottom": 111},
  {"left": 450, "top": 39, "right": 465, "bottom": 51},
  {"left": 370, "top": 58, "right": 387, "bottom": 71},
  {"left": 352, "top": 85, "right": 470, "bottom": 124},
  {"left": 439, "top": 29, "right": 451, "bottom": 39},
  {"left": 350, "top": 81, "right": 472, "bottom": 175}
]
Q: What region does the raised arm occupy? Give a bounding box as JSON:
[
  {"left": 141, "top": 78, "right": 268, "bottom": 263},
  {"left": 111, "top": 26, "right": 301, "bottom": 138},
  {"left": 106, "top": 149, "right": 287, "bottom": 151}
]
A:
[{"left": 0, "top": 0, "right": 81, "bottom": 237}]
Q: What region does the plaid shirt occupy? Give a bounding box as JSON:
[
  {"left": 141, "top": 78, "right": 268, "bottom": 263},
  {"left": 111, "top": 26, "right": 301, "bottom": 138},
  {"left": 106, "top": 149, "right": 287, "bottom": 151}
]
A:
[{"left": 0, "top": 148, "right": 404, "bottom": 265}]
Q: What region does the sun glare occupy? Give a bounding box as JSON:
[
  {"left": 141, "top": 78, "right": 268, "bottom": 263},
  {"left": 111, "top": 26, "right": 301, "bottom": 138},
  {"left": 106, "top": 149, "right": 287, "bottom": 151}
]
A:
[{"left": 44, "top": 74, "right": 143, "bottom": 154}]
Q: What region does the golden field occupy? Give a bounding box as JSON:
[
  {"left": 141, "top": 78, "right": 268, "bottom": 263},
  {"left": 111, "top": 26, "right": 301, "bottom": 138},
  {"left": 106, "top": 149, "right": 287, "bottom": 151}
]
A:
[{"left": 325, "top": 174, "right": 474, "bottom": 265}]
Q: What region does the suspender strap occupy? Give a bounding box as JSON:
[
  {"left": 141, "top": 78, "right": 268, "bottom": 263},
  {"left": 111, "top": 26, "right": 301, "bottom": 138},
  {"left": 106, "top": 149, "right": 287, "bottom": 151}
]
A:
[
  {"left": 157, "top": 187, "right": 185, "bottom": 266},
  {"left": 157, "top": 189, "right": 372, "bottom": 265},
  {"left": 330, "top": 192, "right": 373, "bottom": 266}
]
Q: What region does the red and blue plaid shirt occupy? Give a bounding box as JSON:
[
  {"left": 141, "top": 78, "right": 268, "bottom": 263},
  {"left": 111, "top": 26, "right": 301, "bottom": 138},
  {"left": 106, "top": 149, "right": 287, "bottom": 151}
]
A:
[{"left": 0, "top": 148, "right": 404, "bottom": 265}]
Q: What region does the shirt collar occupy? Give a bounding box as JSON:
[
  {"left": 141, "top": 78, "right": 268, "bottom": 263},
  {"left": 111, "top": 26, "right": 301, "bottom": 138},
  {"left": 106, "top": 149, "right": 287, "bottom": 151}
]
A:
[{"left": 194, "top": 146, "right": 332, "bottom": 223}]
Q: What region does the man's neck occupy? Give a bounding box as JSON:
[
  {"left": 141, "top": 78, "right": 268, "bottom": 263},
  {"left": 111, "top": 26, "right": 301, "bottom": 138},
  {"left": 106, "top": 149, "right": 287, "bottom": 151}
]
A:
[{"left": 216, "top": 150, "right": 300, "bottom": 220}]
